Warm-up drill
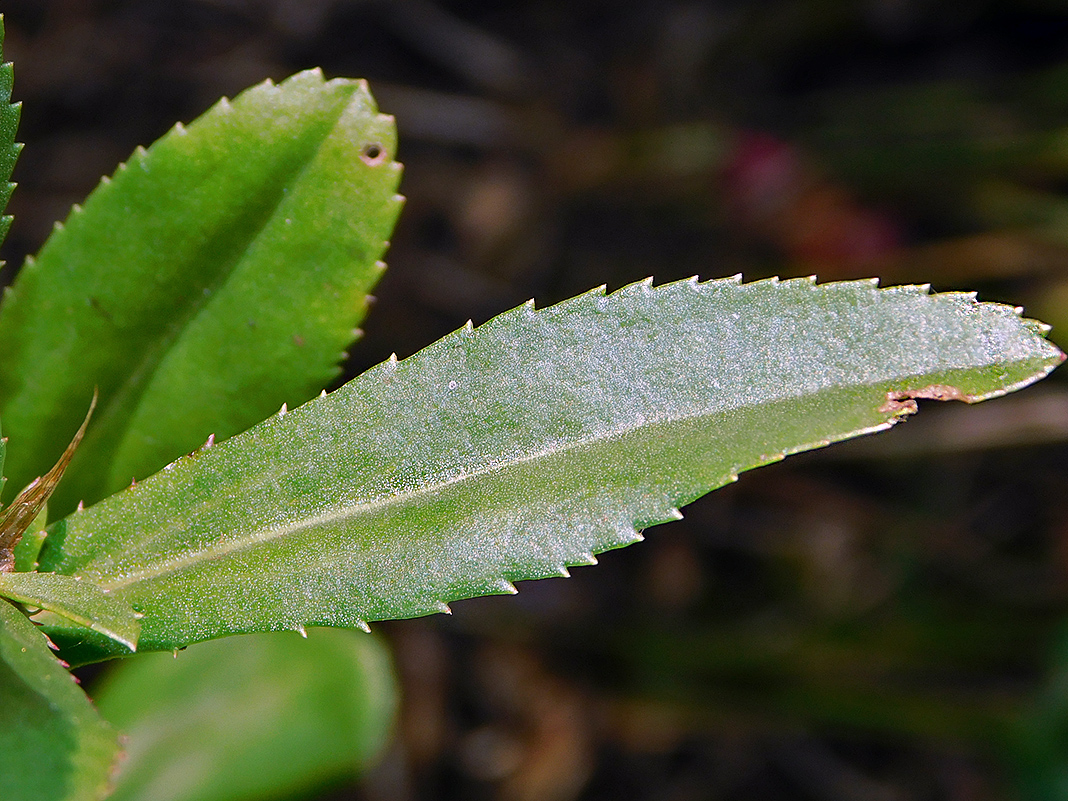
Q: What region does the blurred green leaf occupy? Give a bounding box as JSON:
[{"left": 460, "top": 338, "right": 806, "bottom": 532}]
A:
[
  {"left": 0, "top": 69, "right": 403, "bottom": 517},
  {"left": 0, "top": 601, "right": 117, "bottom": 801},
  {"left": 1006, "top": 628, "right": 1068, "bottom": 801},
  {"left": 35, "top": 276, "right": 1062, "bottom": 662},
  {"left": 95, "top": 628, "right": 396, "bottom": 801}
]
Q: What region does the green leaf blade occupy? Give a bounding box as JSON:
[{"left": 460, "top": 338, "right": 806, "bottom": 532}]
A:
[
  {"left": 0, "top": 572, "right": 140, "bottom": 651},
  {"left": 39, "top": 277, "right": 1063, "bottom": 662},
  {"left": 0, "top": 601, "right": 118, "bottom": 801},
  {"left": 0, "top": 69, "right": 402, "bottom": 516}
]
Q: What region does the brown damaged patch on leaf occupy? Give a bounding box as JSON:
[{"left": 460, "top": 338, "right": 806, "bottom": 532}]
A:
[
  {"left": 0, "top": 390, "right": 97, "bottom": 572},
  {"left": 879, "top": 384, "right": 974, "bottom": 416}
]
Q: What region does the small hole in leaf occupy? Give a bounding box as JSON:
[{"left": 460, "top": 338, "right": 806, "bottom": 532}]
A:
[{"left": 360, "top": 143, "right": 386, "bottom": 165}]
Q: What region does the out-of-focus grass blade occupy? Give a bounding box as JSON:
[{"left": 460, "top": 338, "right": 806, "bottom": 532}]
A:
[{"left": 95, "top": 628, "right": 396, "bottom": 801}]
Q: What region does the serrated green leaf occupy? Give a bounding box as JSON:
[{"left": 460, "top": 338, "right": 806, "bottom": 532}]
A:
[
  {"left": 0, "top": 601, "right": 118, "bottom": 801},
  {"left": 0, "top": 392, "right": 94, "bottom": 571},
  {"left": 37, "top": 277, "right": 1062, "bottom": 663},
  {"left": 0, "top": 15, "right": 23, "bottom": 244},
  {"left": 0, "top": 572, "right": 139, "bottom": 651},
  {"left": 0, "top": 69, "right": 402, "bottom": 517},
  {"left": 95, "top": 628, "right": 396, "bottom": 801}
]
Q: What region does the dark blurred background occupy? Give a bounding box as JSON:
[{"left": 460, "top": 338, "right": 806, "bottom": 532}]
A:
[{"left": 9, "top": 1, "right": 1068, "bottom": 799}]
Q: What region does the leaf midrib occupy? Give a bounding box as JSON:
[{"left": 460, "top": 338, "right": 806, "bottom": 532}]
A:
[{"left": 90, "top": 377, "right": 907, "bottom": 592}]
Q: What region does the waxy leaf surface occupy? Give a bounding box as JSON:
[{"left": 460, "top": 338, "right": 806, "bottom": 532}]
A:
[
  {"left": 0, "top": 601, "right": 117, "bottom": 801},
  {"left": 37, "top": 277, "right": 1062, "bottom": 662},
  {"left": 0, "top": 69, "right": 403, "bottom": 516}
]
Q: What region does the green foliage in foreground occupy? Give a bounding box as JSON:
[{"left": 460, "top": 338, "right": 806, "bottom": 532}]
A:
[
  {"left": 0, "top": 16, "right": 1061, "bottom": 801},
  {"left": 0, "top": 601, "right": 116, "bottom": 801},
  {"left": 94, "top": 629, "right": 396, "bottom": 801}
]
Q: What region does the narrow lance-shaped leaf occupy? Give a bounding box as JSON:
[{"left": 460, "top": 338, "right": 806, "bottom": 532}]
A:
[
  {"left": 0, "top": 69, "right": 403, "bottom": 517},
  {"left": 0, "top": 391, "right": 95, "bottom": 571},
  {"left": 37, "top": 277, "right": 1063, "bottom": 663},
  {"left": 0, "top": 601, "right": 118, "bottom": 801}
]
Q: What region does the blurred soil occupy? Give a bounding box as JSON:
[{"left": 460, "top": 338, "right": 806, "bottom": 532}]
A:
[{"left": 7, "top": 2, "right": 1068, "bottom": 799}]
